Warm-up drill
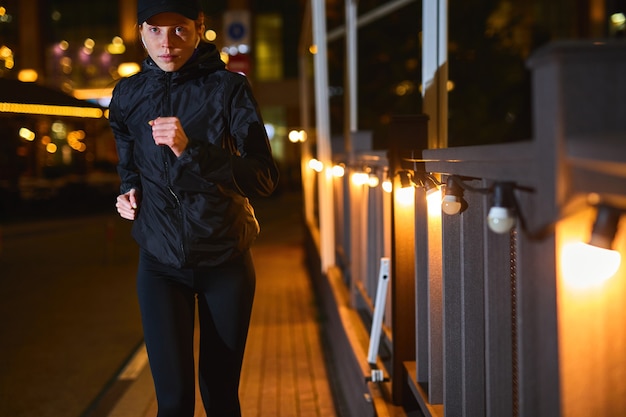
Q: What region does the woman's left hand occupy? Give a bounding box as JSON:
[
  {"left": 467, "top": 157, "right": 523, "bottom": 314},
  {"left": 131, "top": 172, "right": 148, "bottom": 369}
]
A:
[{"left": 149, "top": 117, "right": 189, "bottom": 157}]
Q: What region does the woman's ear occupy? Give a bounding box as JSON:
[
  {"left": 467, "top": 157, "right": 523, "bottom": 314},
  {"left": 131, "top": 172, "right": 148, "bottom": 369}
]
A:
[
  {"left": 138, "top": 24, "right": 147, "bottom": 49},
  {"left": 196, "top": 13, "right": 206, "bottom": 39},
  {"left": 196, "top": 24, "right": 205, "bottom": 48}
]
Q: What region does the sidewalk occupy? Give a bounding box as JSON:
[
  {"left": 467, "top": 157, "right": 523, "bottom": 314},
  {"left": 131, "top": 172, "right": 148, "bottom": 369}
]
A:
[{"left": 102, "top": 191, "right": 339, "bottom": 417}]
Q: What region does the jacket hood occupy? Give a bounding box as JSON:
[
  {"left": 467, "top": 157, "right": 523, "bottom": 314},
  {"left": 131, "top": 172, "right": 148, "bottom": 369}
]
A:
[{"left": 142, "top": 42, "right": 226, "bottom": 75}]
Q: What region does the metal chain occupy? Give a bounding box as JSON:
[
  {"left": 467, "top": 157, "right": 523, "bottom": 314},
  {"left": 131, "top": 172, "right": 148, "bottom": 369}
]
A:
[{"left": 510, "top": 229, "right": 519, "bottom": 417}]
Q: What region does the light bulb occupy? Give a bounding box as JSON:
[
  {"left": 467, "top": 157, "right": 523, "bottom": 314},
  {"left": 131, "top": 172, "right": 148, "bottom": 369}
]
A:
[
  {"left": 351, "top": 172, "right": 369, "bottom": 186},
  {"left": 308, "top": 158, "right": 324, "bottom": 172},
  {"left": 561, "top": 242, "right": 621, "bottom": 288},
  {"left": 487, "top": 182, "right": 517, "bottom": 233},
  {"left": 487, "top": 206, "right": 516, "bottom": 234},
  {"left": 561, "top": 203, "right": 624, "bottom": 287},
  {"left": 331, "top": 165, "right": 345, "bottom": 177},
  {"left": 441, "top": 176, "right": 465, "bottom": 215},
  {"left": 441, "top": 195, "right": 462, "bottom": 215},
  {"left": 395, "top": 186, "right": 415, "bottom": 206},
  {"left": 382, "top": 179, "right": 392, "bottom": 193}
]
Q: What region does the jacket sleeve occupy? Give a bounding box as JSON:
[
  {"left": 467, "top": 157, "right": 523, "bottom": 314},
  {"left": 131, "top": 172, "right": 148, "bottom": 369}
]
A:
[
  {"left": 109, "top": 85, "right": 141, "bottom": 195},
  {"left": 226, "top": 75, "right": 279, "bottom": 197},
  {"left": 175, "top": 74, "right": 279, "bottom": 198}
]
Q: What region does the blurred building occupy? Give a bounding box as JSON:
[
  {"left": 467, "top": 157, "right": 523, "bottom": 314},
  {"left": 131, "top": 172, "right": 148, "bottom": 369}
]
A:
[{"left": 0, "top": 0, "right": 306, "bottom": 207}]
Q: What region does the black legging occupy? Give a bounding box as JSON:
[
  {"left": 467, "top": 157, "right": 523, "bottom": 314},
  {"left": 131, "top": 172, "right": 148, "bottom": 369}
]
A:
[{"left": 136, "top": 249, "right": 256, "bottom": 417}]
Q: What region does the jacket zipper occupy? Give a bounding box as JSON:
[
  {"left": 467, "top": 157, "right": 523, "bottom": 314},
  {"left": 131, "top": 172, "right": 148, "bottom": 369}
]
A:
[{"left": 161, "top": 72, "right": 186, "bottom": 264}]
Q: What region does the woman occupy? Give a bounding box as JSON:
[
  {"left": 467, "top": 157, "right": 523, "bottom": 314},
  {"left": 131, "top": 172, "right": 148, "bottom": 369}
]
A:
[{"left": 109, "top": 1, "right": 279, "bottom": 416}]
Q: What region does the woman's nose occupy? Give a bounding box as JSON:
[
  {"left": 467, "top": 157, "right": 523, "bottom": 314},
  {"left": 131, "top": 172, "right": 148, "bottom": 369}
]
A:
[{"left": 161, "top": 32, "right": 175, "bottom": 47}]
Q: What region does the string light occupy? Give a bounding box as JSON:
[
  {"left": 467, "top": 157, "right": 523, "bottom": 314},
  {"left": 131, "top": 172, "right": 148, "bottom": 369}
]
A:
[
  {"left": 561, "top": 204, "right": 623, "bottom": 287},
  {"left": 487, "top": 182, "right": 517, "bottom": 234},
  {"left": 441, "top": 176, "right": 464, "bottom": 215}
]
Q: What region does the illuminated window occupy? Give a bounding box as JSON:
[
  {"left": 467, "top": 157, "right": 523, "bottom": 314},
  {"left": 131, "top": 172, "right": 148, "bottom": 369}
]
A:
[
  {"left": 255, "top": 14, "right": 283, "bottom": 81},
  {"left": 260, "top": 105, "right": 286, "bottom": 162}
]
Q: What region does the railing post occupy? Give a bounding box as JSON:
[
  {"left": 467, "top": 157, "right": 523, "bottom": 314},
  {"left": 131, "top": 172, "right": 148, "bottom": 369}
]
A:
[
  {"left": 387, "top": 114, "right": 428, "bottom": 405},
  {"left": 523, "top": 40, "right": 626, "bottom": 417}
]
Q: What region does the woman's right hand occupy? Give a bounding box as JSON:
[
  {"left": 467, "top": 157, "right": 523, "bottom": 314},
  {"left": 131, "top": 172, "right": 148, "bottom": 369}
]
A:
[{"left": 116, "top": 188, "right": 139, "bottom": 220}]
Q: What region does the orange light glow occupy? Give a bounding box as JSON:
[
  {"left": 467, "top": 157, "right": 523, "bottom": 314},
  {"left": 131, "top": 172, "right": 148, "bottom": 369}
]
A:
[
  {"left": 426, "top": 189, "right": 442, "bottom": 217},
  {"left": 18, "top": 69, "right": 38, "bottom": 82}
]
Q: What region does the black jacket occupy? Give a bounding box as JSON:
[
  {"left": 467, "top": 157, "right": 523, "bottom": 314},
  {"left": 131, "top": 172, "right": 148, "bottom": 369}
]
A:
[{"left": 109, "top": 43, "right": 279, "bottom": 268}]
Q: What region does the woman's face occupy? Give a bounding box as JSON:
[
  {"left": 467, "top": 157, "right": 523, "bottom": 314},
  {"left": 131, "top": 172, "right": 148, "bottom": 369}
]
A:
[{"left": 140, "top": 12, "right": 201, "bottom": 72}]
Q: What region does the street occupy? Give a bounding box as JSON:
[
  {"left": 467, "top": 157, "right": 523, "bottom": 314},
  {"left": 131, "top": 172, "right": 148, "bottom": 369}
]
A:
[{"left": 0, "top": 210, "right": 142, "bottom": 417}]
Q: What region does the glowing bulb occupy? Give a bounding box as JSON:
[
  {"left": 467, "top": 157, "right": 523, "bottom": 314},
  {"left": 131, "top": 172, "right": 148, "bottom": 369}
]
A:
[
  {"left": 487, "top": 206, "right": 516, "bottom": 234},
  {"left": 367, "top": 175, "right": 379, "bottom": 188},
  {"left": 351, "top": 172, "right": 369, "bottom": 186},
  {"left": 395, "top": 186, "right": 415, "bottom": 206},
  {"left": 308, "top": 159, "right": 324, "bottom": 172},
  {"left": 288, "top": 130, "right": 300, "bottom": 143},
  {"left": 441, "top": 195, "right": 462, "bottom": 215},
  {"left": 382, "top": 179, "right": 392, "bottom": 193},
  {"left": 561, "top": 242, "right": 621, "bottom": 288},
  {"left": 331, "top": 165, "right": 345, "bottom": 177},
  {"left": 426, "top": 189, "right": 442, "bottom": 217}
]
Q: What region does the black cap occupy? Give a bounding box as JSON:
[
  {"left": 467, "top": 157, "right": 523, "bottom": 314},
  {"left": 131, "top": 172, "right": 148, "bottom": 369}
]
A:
[{"left": 137, "top": 0, "right": 201, "bottom": 24}]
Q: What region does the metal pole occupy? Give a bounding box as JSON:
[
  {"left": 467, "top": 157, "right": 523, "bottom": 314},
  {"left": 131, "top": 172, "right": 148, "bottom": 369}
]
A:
[
  {"left": 311, "top": 0, "right": 336, "bottom": 271},
  {"left": 298, "top": 1, "right": 316, "bottom": 226},
  {"left": 368, "top": 257, "right": 391, "bottom": 365},
  {"left": 422, "top": 0, "right": 448, "bottom": 149},
  {"left": 328, "top": 0, "right": 417, "bottom": 42},
  {"left": 345, "top": 0, "right": 358, "bottom": 142}
]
